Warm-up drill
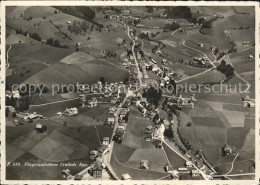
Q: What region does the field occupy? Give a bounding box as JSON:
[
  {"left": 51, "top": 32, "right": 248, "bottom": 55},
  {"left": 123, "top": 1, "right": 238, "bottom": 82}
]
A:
[
  {"left": 123, "top": 108, "right": 154, "bottom": 148},
  {"left": 6, "top": 42, "right": 74, "bottom": 87},
  {"left": 5, "top": 6, "right": 255, "bottom": 180},
  {"left": 111, "top": 151, "right": 169, "bottom": 180},
  {"left": 23, "top": 57, "right": 129, "bottom": 89},
  {"left": 178, "top": 97, "right": 254, "bottom": 169},
  {"left": 162, "top": 142, "right": 186, "bottom": 169},
  {"left": 6, "top": 152, "right": 90, "bottom": 180},
  {"left": 139, "top": 18, "right": 172, "bottom": 28},
  {"left": 179, "top": 70, "right": 226, "bottom": 85},
  {"left": 28, "top": 99, "right": 80, "bottom": 117},
  {"left": 6, "top": 102, "right": 113, "bottom": 179},
  {"left": 60, "top": 52, "right": 95, "bottom": 64},
  {"left": 50, "top": 103, "right": 112, "bottom": 127},
  {"left": 178, "top": 111, "right": 201, "bottom": 153}
]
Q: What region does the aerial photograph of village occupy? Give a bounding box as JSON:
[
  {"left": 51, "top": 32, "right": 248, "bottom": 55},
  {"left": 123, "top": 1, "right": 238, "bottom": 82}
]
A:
[{"left": 4, "top": 5, "right": 256, "bottom": 181}]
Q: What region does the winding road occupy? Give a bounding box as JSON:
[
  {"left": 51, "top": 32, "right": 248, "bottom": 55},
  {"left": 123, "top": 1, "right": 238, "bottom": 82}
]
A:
[
  {"left": 127, "top": 26, "right": 144, "bottom": 87},
  {"left": 6, "top": 45, "right": 12, "bottom": 69}
]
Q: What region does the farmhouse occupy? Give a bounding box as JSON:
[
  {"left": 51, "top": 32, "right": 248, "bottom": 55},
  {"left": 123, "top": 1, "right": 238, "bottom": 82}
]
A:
[
  {"left": 178, "top": 167, "right": 190, "bottom": 174},
  {"left": 6, "top": 90, "right": 20, "bottom": 99},
  {"left": 223, "top": 144, "right": 234, "bottom": 155},
  {"left": 106, "top": 116, "right": 115, "bottom": 126},
  {"left": 249, "top": 54, "right": 254, "bottom": 59},
  {"left": 13, "top": 119, "right": 20, "bottom": 126},
  {"left": 119, "top": 110, "right": 128, "bottom": 119},
  {"left": 90, "top": 150, "right": 99, "bottom": 160},
  {"left": 90, "top": 162, "right": 102, "bottom": 178},
  {"left": 164, "top": 164, "right": 175, "bottom": 172},
  {"left": 23, "top": 112, "right": 44, "bottom": 121},
  {"left": 86, "top": 98, "right": 98, "bottom": 107},
  {"left": 109, "top": 106, "right": 117, "bottom": 114},
  {"left": 35, "top": 123, "right": 47, "bottom": 133},
  {"left": 244, "top": 101, "right": 255, "bottom": 108},
  {"left": 145, "top": 126, "right": 153, "bottom": 134},
  {"left": 162, "top": 59, "right": 167, "bottom": 65},
  {"left": 185, "top": 161, "right": 193, "bottom": 168},
  {"left": 136, "top": 24, "right": 144, "bottom": 28},
  {"left": 56, "top": 112, "right": 63, "bottom": 118},
  {"left": 198, "top": 43, "right": 203, "bottom": 47},
  {"left": 139, "top": 160, "right": 150, "bottom": 170},
  {"left": 145, "top": 133, "right": 152, "bottom": 141},
  {"left": 122, "top": 9, "right": 131, "bottom": 15},
  {"left": 243, "top": 97, "right": 255, "bottom": 108},
  {"left": 170, "top": 170, "right": 180, "bottom": 180},
  {"left": 129, "top": 54, "right": 134, "bottom": 60},
  {"left": 102, "top": 137, "right": 110, "bottom": 145},
  {"left": 122, "top": 173, "right": 131, "bottom": 180},
  {"left": 6, "top": 106, "right": 16, "bottom": 113},
  {"left": 61, "top": 169, "right": 71, "bottom": 179},
  {"left": 137, "top": 52, "right": 142, "bottom": 59},
  {"left": 64, "top": 107, "right": 78, "bottom": 116},
  {"left": 90, "top": 145, "right": 110, "bottom": 160},
  {"left": 243, "top": 41, "right": 250, "bottom": 45},
  {"left": 111, "top": 96, "right": 118, "bottom": 104},
  {"left": 191, "top": 170, "right": 200, "bottom": 177}
]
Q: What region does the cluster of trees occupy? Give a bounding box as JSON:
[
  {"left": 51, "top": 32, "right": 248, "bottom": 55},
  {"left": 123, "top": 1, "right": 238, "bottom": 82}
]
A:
[
  {"left": 197, "top": 17, "right": 207, "bottom": 25},
  {"left": 127, "top": 19, "right": 141, "bottom": 26},
  {"left": 95, "top": 25, "right": 102, "bottom": 32},
  {"left": 150, "top": 32, "right": 160, "bottom": 38},
  {"left": 188, "top": 60, "right": 212, "bottom": 68},
  {"left": 227, "top": 41, "right": 236, "bottom": 54},
  {"left": 216, "top": 60, "right": 235, "bottom": 80},
  {"left": 30, "top": 32, "right": 41, "bottom": 41},
  {"left": 15, "top": 29, "right": 42, "bottom": 41},
  {"left": 139, "top": 32, "right": 150, "bottom": 40},
  {"left": 6, "top": 96, "right": 30, "bottom": 112},
  {"left": 102, "top": 50, "right": 117, "bottom": 58},
  {"left": 201, "top": 17, "right": 218, "bottom": 29},
  {"left": 5, "top": 107, "right": 16, "bottom": 118},
  {"left": 54, "top": 6, "right": 103, "bottom": 29},
  {"left": 54, "top": 10, "right": 59, "bottom": 14},
  {"left": 54, "top": 7, "right": 95, "bottom": 20},
  {"left": 110, "top": 7, "right": 122, "bottom": 13},
  {"left": 142, "top": 86, "right": 162, "bottom": 107},
  {"left": 146, "top": 6, "right": 153, "bottom": 13},
  {"left": 164, "top": 6, "right": 192, "bottom": 20},
  {"left": 18, "top": 84, "right": 49, "bottom": 96},
  {"left": 68, "top": 20, "right": 91, "bottom": 35},
  {"left": 164, "top": 125, "right": 174, "bottom": 139},
  {"left": 174, "top": 140, "right": 187, "bottom": 155},
  {"left": 163, "top": 22, "right": 180, "bottom": 32},
  {"left": 46, "top": 38, "right": 61, "bottom": 48}
]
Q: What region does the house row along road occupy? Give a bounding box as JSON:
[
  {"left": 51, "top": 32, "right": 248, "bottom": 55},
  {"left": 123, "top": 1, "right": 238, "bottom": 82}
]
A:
[{"left": 104, "top": 89, "right": 133, "bottom": 179}]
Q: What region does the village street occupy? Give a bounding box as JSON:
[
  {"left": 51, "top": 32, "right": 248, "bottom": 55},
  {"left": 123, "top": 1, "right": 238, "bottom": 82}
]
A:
[{"left": 124, "top": 22, "right": 216, "bottom": 179}]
